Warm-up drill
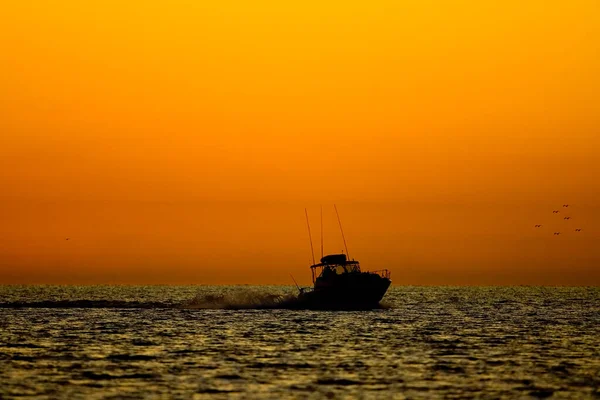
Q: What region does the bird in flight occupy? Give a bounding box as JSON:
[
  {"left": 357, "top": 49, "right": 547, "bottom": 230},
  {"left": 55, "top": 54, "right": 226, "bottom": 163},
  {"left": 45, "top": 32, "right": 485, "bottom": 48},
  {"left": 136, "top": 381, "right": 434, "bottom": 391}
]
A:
[
  {"left": 564, "top": 217, "right": 571, "bottom": 220},
  {"left": 563, "top": 204, "right": 570, "bottom": 207},
  {"left": 65, "top": 238, "right": 70, "bottom": 241},
  {"left": 553, "top": 210, "right": 560, "bottom": 213},
  {"left": 534, "top": 225, "right": 543, "bottom": 228},
  {"left": 553, "top": 232, "right": 561, "bottom": 235},
  {"left": 575, "top": 229, "right": 582, "bottom": 232}
]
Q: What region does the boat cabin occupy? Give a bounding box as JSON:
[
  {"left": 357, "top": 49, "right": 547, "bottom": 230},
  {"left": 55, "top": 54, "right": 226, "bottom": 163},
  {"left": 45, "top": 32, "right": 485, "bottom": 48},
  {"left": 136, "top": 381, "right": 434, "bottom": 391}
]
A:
[{"left": 310, "top": 254, "right": 361, "bottom": 283}]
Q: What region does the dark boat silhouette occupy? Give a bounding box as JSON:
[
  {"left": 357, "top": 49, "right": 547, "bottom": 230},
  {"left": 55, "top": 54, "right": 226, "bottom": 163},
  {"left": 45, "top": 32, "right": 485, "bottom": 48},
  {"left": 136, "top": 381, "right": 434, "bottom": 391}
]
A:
[
  {"left": 298, "top": 253, "right": 391, "bottom": 310},
  {"left": 297, "top": 206, "right": 391, "bottom": 310}
]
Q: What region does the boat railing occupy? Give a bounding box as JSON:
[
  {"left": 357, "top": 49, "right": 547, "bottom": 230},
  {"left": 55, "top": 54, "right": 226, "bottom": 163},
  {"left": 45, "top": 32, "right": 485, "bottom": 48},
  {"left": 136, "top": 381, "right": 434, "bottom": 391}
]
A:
[{"left": 370, "top": 269, "right": 391, "bottom": 279}]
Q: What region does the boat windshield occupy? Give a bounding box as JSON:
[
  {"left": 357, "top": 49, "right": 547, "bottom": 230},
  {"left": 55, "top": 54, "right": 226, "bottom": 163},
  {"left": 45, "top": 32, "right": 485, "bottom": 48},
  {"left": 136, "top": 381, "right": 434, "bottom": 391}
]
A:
[
  {"left": 327, "top": 263, "right": 360, "bottom": 275},
  {"left": 344, "top": 263, "right": 360, "bottom": 273},
  {"left": 311, "top": 262, "right": 360, "bottom": 279}
]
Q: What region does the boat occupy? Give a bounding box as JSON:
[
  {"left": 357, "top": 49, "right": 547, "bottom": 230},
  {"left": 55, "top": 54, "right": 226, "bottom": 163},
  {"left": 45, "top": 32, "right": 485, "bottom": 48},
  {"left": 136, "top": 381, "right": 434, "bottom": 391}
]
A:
[
  {"left": 298, "top": 253, "right": 391, "bottom": 310},
  {"left": 296, "top": 206, "right": 391, "bottom": 310}
]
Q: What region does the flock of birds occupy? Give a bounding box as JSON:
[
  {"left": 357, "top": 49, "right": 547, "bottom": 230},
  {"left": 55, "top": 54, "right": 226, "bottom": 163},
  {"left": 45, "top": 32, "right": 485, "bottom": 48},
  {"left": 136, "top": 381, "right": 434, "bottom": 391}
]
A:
[{"left": 534, "top": 204, "right": 583, "bottom": 236}]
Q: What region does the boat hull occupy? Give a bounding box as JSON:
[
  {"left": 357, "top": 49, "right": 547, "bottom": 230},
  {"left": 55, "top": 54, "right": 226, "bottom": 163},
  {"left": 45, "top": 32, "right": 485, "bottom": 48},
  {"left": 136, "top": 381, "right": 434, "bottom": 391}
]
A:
[{"left": 298, "top": 272, "right": 391, "bottom": 310}]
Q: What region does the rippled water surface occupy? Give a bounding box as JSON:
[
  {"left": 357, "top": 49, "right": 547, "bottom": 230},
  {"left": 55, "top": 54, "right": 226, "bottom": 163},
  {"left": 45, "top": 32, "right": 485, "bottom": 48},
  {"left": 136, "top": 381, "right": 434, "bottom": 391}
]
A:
[{"left": 1, "top": 286, "right": 599, "bottom": 399}]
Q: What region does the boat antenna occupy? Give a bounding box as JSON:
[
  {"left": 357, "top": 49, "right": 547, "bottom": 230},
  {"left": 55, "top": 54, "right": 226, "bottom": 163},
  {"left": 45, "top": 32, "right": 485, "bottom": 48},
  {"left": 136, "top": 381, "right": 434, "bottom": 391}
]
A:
[
  {"left": 320, "top": 205, "right": 324, "bottom": 259},
  {"left": 305, "top": 208, "right": 316, "bottom": 265},
  {"left": 334, "top": 204, "right": 349, "bottom": 259}
]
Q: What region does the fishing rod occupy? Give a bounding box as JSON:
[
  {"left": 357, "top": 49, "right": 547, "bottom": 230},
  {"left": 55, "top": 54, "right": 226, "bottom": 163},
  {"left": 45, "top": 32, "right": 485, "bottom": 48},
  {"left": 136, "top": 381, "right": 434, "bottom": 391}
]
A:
[{"left": 290, "top": 274, "right": 301, "bottom": 292}]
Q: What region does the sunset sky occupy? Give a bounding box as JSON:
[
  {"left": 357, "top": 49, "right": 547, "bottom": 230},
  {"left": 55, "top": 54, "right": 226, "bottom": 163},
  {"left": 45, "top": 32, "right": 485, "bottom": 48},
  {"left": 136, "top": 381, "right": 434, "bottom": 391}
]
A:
[{"left": 1, "top": 1, "right": 599, "bottom": 285}]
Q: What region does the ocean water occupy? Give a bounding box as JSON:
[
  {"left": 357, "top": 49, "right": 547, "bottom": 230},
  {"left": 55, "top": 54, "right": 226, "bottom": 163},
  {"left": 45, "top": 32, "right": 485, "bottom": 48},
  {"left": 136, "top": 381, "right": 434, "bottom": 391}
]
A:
[{"left": 0, "top": 286, "right": 598, "bottom": 399}]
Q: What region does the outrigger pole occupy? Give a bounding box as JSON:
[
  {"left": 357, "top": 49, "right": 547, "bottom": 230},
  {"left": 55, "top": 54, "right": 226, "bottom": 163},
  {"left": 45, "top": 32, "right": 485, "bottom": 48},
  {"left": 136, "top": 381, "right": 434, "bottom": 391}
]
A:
[
  {"left": 320, "top": 205, "right": 324, "bottom": 259},
  {"left": 334, "top": 204, "right": 350, "bottom": 259},
  {"left": 305, "top": 208, "right": 316, "bottom": 265}
]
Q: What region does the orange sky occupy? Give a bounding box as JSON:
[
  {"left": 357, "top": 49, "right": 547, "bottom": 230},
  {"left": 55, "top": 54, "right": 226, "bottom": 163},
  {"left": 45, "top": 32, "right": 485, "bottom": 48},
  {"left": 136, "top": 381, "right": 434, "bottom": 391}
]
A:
[{"left": 1, "top": 1, "right": 599, "bottom": 285}]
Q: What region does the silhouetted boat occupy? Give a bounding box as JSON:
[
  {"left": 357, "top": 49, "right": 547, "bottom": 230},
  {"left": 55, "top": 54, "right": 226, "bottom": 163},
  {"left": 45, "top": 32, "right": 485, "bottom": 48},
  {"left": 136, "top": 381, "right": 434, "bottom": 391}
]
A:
[
  {"left": 298, "top": 206, "right": 391, "bottom": 309},
  {"left": 298, "top": 253, "right": 391, "bottom": 310}
]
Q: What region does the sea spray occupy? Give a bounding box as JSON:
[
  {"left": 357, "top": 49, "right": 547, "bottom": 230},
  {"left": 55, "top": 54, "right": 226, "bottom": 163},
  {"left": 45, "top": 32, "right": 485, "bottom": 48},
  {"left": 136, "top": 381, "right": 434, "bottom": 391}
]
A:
[
  {"left": 179, "top": 288, "right": 299, "bottom": 310},
  {"left": 0, "top": 287, "right": 303, "bottom": 310}
]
